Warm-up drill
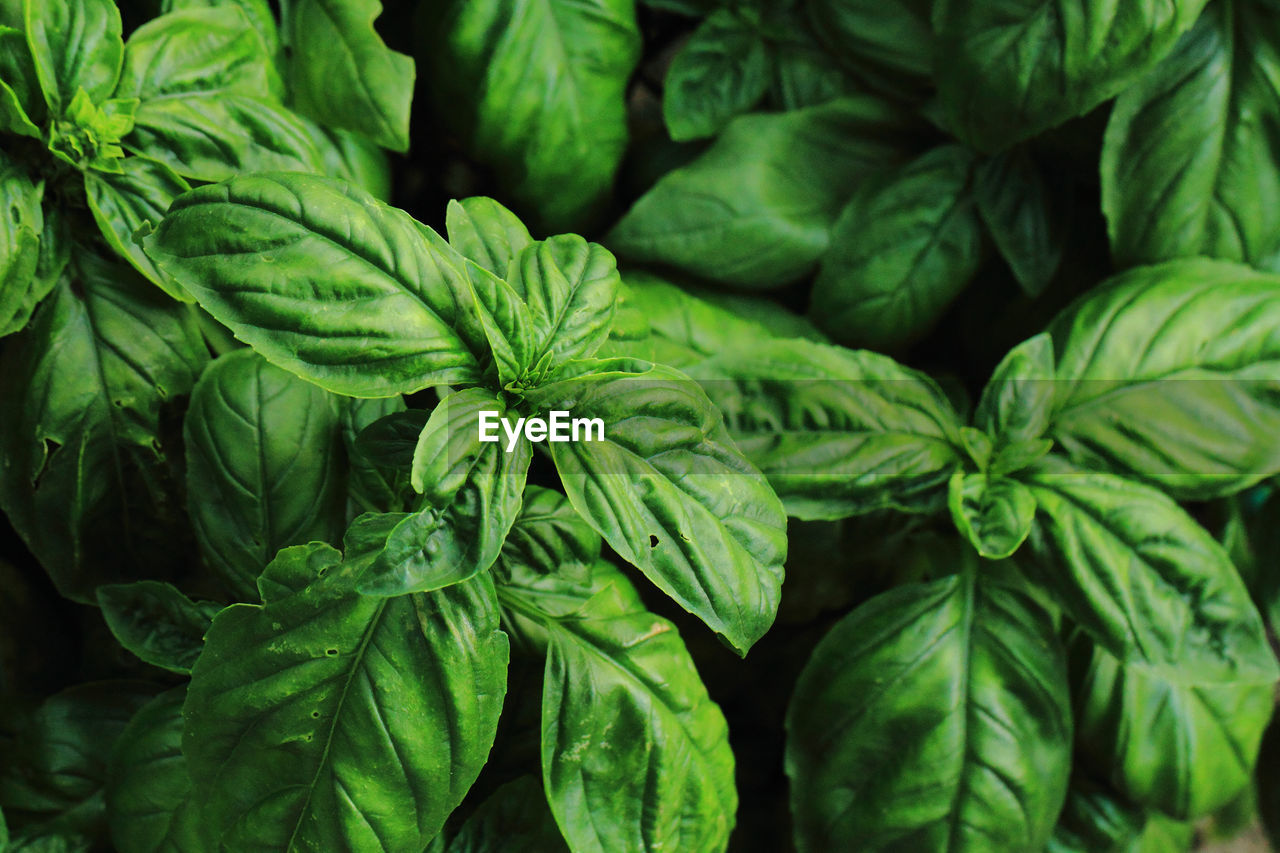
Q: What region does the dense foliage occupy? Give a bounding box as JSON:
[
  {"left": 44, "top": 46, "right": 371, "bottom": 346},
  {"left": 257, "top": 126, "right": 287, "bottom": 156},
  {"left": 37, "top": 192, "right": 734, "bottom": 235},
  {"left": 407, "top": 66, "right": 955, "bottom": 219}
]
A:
[{"left": 2, "top": 0, "right": 1280, "bottom": 851}]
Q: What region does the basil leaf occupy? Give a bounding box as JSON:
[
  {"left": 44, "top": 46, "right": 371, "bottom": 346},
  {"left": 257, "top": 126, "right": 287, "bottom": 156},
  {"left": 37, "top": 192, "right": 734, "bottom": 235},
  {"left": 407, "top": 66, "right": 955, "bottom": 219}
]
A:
[
  {"left": 812, "top": 144, "right": 983, "bottom": 350},
  {"left": 445, "top": 196, "right": 534, "bottom": 279},
  {"left": 786, "top": 571, "right": 1071, "bottom": 851},
  {"left": 975, "top": 148, "right": 1066, "bottom": 297},
  {"left": 0, "top": 682, "right": 159, "bottom": 847},
  {"left": 975, "top": 332, "right": 1055, "bottom": 445},
  {"left": 663, "top": 7, "right": 771, "bottom": 141},
  {"left": 1071, "top": 633, "right": 1275, "bottom": 819},
  {"left": 466, "top": 259, "right": 537, "bottom": 389},
  {"left": 310, "top": 125, "right": 391, "bottom": 201},
  {"left": 427, "top": 0, "right": 640, "bottom": 231},
  {"left": 1025, "top": 459, "right": 1278, "bottom": 684},
  {"left": 934, "top": 0, "right": 1208, "bottom": 152},
  {"left": 807, "top": 0, "right": 932, "bottom": 87},
  {"left": 83, "top": 155, "right": 190, "bottom": 301},
  {"left": 608, "top": 96, "right": 917, "bottom": 289},
  {"left": 1048, "top": 259, "right": 1280, "bottom": 499},
  {"left": 509, "top": 235, "right": 620, "bottom": 376},
  {"left": 341, "top": 396, "right": 410, "bottom": 515},
  {"left": 948, "top": 471, "right": 1036, "bottom": 559},
  {"left": 444, "top": 776, "right": 567, "bottom": 853},
  {"left": 286, "top": 0, "right": 413, "bottom": 152},
  {"left": 528, "top": 360, "right": 787, "bottom": 654},
  {"left": 125, "top": 93, "right": 325, "bottom": 182},
  {"left": 0, "top": 252, "right": 207, "bottom": 602},
  {"left": 95, "top": 582, "right": 220, "bottom": 675},
  {"left": 770, "top": 19, "right": 859, "bottom": 110},
  {"left": 146, "top": 173, "right": 485, "bottom": 396},
  {"left": 23, "top": 0, "right": 123, "bottom": 113},
  {"left": 356, "top": 389, "right": 531, "bottom": 596},
  {"left": 0, "top": 25, "right": 43, "bottom": 135},
  {"left": 0, "top": 149, "right": 43, "bottom": 338},
  {"left": 353, "top": 408, "right": 426, "bottom": 471},
  {"left": 497, "top": 486, "right": 601, "bottom": 581},
  {"left": 162, "top": 0, "right": 279, "bottom": 56},
  {"left": 185, "top": 348, "right": 346, "bottom": 600},
  {"left": 695, "top": 338, "right": 965, "bottom": 520},
  {"left": 184, "top": 543, "right": 509, "bottom": 851},
  {"left": 105, "top": 688, "right": 207, "bottom": 853},
  {"left": 498, "top": 559, "right": 737, "bottom": 853},
  {"left": 115, "top": 6, "right": 281, "bottom": 102},
  {"left": 1102, "top": 3, "right": 1280, "bottom": 268}
]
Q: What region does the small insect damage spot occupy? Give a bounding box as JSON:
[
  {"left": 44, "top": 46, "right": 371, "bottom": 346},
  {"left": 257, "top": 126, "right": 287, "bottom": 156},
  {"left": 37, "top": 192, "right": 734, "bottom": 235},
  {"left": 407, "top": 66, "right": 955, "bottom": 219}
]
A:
[
  {"left": 649, "top": 534, "right": 659, "bottom": 548},
  {"left": 324, "top": 647, "right": 339, "bottom": 657}
]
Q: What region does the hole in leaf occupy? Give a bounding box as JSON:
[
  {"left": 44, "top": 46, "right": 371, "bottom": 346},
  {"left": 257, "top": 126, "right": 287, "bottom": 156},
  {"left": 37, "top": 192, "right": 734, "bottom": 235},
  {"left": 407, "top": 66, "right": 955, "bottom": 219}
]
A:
[
  {"left": 311, "top": 710, "right": 320, "bottom": 718},
  {"left": 649, "top": 535, "right": 659, "bottom": 548},
  {"left": 325, "top": 648, "right": 338, "bottom": 657}
]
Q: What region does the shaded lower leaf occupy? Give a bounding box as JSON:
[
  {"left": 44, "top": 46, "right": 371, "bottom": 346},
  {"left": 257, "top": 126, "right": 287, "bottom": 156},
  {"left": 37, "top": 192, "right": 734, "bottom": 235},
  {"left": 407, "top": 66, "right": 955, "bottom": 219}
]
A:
[
  {"left": 444, "top": 776, "right": 566, "bottom": 853},
  {"left": 96, "top": 581, "right": 220, "bottom": 675}
]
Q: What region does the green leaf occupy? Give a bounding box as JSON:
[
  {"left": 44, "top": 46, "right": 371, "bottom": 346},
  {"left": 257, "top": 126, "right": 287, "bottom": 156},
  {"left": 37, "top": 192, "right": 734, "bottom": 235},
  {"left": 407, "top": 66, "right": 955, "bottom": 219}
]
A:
[
  {"left": 663, "top": 7, "right": 771, "bottom": 141},
  {"left": 934, "top": 0, "right": 1208, "bottom": 152},
  {"left": 786, "top": 571, "right": 1072, "bottom": 851},
  {"left": 0, "top": 251, "right": 207, "bottom": 602},
  {"left": 0, "top": 682, "right": 159, "bottom": 847},
  {"left": 1047, "top": 259, "right": 1280, "bottom": 499},
  {"left": 184, "top": 348, "right": 346, "bottom": 600},
  {"left": 353, "top": 409, "right": 426, "bottom": 471},
  {"left": 146, "top": 173, "right": 486, "bottom": 396},
  {"left": 161, "top": 0, "right": 279, "bottom": 56},
  {"left": 466, "top": 259, "right": 537, "bottom": 389},
  {"left": 975, "top": 148, "right": 1066, "bottom": 297},
  {"left": 445, "top": 196, "right": 534, "bottom": 279},
  {"left": 105, "top": 688, "right": 207, "bottom": 853},
  {"left": 1024, "top": 458, "right": 1278, "bottom": 684},
  {"left": 529, "top": 360, "right": 787, "bottom": 653},
  {"left": 497, "top": 486, "right": 601, "bottom": 582},
  {"left": 948, "top": 470, "right": 1036, "bottom": 559},
  {"left": 23, "top": 0, "right": 122, "bottom": 113},
  {"left": 84, "top": 156, "right": 190, "bottom": 301},
  {"left": 115, "top": 6, "right": 281, "bottom": 102},
  {"left": 509, "top": 235, "right": 620, "bottom": 377},
  {"left": 286, "top": 0, "right": 414, "bottom": 151},
  {"left": 355, "top": 389, "right": 531, "bottom": 596},
  {"left": 444, "top": 776, "right": 567, "bottom": 853},
  {"left": 427, "top": 0, "right": 640, "bottom": 231},
  {"left": 340, "top": 396, "right": 410, "bottom": 515},
  {"left": 310, "top": 125, "right": 391, "bottom": 201},
  {"left": 1071, "top": 633, "right": 1275, "bottom": 819},
  {"left": 1046, "top": 775, "right": 1146, "bottom": 853},
  {"left": 0, "top": 148, "right": 44, "bottom": 338},
  {"left": 183, "top": 542, "right": 510, "bottom": 851},
  {"left": 95, "top": 582, "right": 220, "bottom": 675},
  {"left": 975, "top": 332, "right": 1055, "bottom": 445},
  {"left": 0, "top": 25, "right": 44, "bottom": 135},
  {"left": 695, "top": 338, "right": 965, "bottom": 520},
  {"left": 498, "top": 558, "right": 737, "bottom": 853},
  {"left": 1102, "top": 2, "right": 1280, "bottom": 269},
  {"left": 608, "top": 96, "right": 917, "bottom": 289},
  {"left": 806, "top": 0, "right": 933, "bottom": 86},
  {"left": 770, "top": 19, "right": 859, "bottom": 110},
  {"left": 811, "top": 144, "right": 983, "bottom": 350}
]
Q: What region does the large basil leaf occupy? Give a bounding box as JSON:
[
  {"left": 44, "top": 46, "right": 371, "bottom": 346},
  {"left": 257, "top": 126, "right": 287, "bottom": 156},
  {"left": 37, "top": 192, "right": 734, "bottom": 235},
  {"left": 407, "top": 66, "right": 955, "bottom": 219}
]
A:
[
  {"left": 356, "top": 389, "right": 531, "bottom": 596},
  {"left": 23, "top": 0, "right": 123, "bottom": 113},
  {"left": 0, "top": 148, "right": 44, "bottom": 337},
  {"left": 934, "top": 0, "right": 1208, "bottom": 152},
  {"left": 528, "top": 360, "right": 787, "bottom": 653},
  {"left": 444, "top": 776, "right": 567, "bottom": 853},
  {"left": 975, "top": 148, "right": 1066, "bottom": 298},
  {"left": 445, "top": 196, "right": 534, "bottom": 279},
  {"left": 146, "top": 173, "right": 485, "bottom": 396},
  {"left": 427, "top": 0, "right": 640, "bottom": 231},
  {"left": 0, "top": 24, "right": 44, "bottom": 135},
  {"left": 185, "top": 348, "right": 345, "bottom": 600},
  {"left": 1024, "top": 459, "right": 1277, "bottom": 684},
  {"left": 1047, "top": 259, "right": 1280, "bottom": 499},
  {"left": 0, "top": 682, "right": 158, "bottom": 848},
  {"left": 607, "top": 96, "right": 918, "bottom": 289},
  {"left": 807, "top": 0, "right": 932, "bottom": 88},
  {"left": 114, "top": 6, "right": 281, "bottom": 102},
  {"left": 975, "top": 332, "right": 1055, "bottom": 446},
  {"left": 285, "top": 0, "right": 413, "bottom": 152},
  {"left": 183, "top": 542, "right": 509, "bottom": 851},
  {"left": 811, "top": 144, "right": 983, "bottom": 350},
  {"left": 663, "top": 7, "right": 771, "bottom": 141},
  {"left": 786, "top": 571, "right": 1072, "bottom": 851},
  {"left": 105, "top": 688, "right": 206, "bottom": 853},
  {"left": 1071, "top": 633, "right": 1275, "bottom": 819},
  {"left": 96, "top": 582, "right": 220, "bottom": 675},
  {"left": 694, "top": 338, "right": 964, "bottom": 520},
  {"left": 1101, "top": 2, "right": 1280, "bottom": 268},
  {"left": 84, "top": 155, "right": 190, "bottom": 301},
  {"left": 497, "top": 486, "right": 601, "bottom": 584},
  {"left": 498, "top": 559, "right": 737, "bottom": 853},
  {"left": 161, "top": 0, "right": 278, "bottom": 55},
  {"left": 0, "top": 251, "right": 207, "bottom": 602}
]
